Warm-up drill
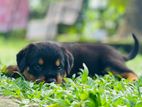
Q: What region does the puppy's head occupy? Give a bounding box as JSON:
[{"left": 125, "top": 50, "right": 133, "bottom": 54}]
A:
[{"left": 16, "top": 42, "right": 74, "bottom": 83}]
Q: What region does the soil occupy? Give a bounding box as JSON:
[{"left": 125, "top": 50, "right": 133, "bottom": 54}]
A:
[{"left": 0, "top": 96, "right": 19, "bottom": 107}]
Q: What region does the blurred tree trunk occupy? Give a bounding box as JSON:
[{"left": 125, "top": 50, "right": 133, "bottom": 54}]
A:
[{"left": 117, "top": 0, "right": 142, "bottom": 38}]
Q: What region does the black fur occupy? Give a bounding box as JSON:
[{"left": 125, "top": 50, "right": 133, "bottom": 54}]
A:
[{"left": 16, "top": 34, "right": 139, "bottom": 83}]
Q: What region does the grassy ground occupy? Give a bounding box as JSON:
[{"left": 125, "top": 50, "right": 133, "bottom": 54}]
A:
[
  {"left": 0, "top": 37, "right": 142, "bottom": 107},
  {"left": 0, "top": 37, "right": 29, "bottom": 65}
]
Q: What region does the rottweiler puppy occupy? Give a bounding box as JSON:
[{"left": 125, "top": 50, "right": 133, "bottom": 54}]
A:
[{"left": 7, "top": 34, "right": 139, "bottom": 83}]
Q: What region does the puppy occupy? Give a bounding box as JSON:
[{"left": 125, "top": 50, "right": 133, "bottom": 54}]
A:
[{"left": 8, "top": 34, "right": 139, "bottom": 83}]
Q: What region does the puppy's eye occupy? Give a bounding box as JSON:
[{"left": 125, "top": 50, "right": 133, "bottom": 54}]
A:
[
  {"left": 55, "top": 59, "right": 61, "bottom": 67},
  {"left": 38, "top": 58, "right": 44, "bottom": 65}
]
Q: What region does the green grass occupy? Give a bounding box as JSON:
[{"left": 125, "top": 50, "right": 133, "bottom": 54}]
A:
[
  {"left": 0, "top": 37, "right": 29, "bottom": 65},
  {"left": 0, "top": 38, "right": 142, "bottom": 107},
  {"left": 0, "top": 66, "right": 142, "bottom": 107}
]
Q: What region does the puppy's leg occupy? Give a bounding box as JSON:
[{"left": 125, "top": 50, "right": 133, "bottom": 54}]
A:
[
  {"left": 107, "top": 60, "right": 138, "bottom": 81},
  {"left": 6, "top": 65, "right": 20, "bottom": 78},
  {"left": 6, "top": 65, "right": 19, "bottom": 72}
]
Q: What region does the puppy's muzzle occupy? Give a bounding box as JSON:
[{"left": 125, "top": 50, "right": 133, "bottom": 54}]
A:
[
  {"left": 44, "top": 73, "right": 65, "bottom": 84},
  {"left": 23, "top": 68, "right": 65, "bottom": 84},
  {"left": 46, "top": 78, "right": 56, "bottom": 83},
  {"left": 34, "top": 74, "right": 62, "bottom": 84}
]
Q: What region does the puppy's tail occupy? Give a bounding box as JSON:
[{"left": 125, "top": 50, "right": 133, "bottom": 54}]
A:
[{"left": 124, "top": 33, "right": 139, "bottom": 61}]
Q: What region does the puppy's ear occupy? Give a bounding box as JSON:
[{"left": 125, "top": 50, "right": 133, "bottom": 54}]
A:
[
  {"left": 16, "top": 44, "right": 35, "bottom": 72},
  {"left": 16, "top": 48, "right": 27, "bottom": 72},
  {"left": 62, "top": 48, "right": 74, "bottom": 75}
]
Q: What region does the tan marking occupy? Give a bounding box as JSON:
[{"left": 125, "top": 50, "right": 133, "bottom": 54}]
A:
[
  {"left": 6, "top": 65, "right": 19, "bottom": 74},
  {"left": 23, "top": 67, "right": 36, "bottom": 81},
  {"left": 56, "top": 74, "right": 63, "bottom": 84},
  {"left": 64, "top": 72, "right": 67, "bottom": 77},
  {"left": 56, "top": 72, "right": 67, "bottom": 84},
  {"left": 55, "top": 59, "right": 61, "bottom": 67},
  {"left": 110, "top": 71, "right": 138, "bottom": 81},
  {"left": 36, "top": 76, "right": 46, "bottom": 83},
  {"left": 38, "top": 76, "right": 45, "bottom": 81},
  {"left": 38, "top": 58, "right": 44, "bottom": 65},
  {"left": 122, "top": 72, "right": 138, "bottom": 81}
]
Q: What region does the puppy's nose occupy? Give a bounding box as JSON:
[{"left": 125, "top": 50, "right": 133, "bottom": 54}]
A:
[{"left": 47, "top": 78, "right": 56, "bottom": 83}]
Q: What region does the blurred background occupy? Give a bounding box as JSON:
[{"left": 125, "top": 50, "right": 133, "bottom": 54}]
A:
[
  {"left": 0, "top": 0, "right": 142, "bottom": 41},
  {"left": 0, "top": 0, "right": 141, "bottom": 74}
]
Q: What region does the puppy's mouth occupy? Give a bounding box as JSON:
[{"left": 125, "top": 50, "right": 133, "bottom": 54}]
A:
[
  {"left": 23, "top": 68, "right": 65, "bottom": 84},
  {"left": 37, "top": 73, "right": 64, "bottom": 84},
  {"left": 23, "top": 68, "right": 66, "bottom": 84}
]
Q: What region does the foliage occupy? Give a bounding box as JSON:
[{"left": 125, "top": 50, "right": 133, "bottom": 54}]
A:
[
  {"left": 82, "top": 0, "right": 129, "bottom": 37},
  {"left": 0, "top": 37, "right": 29, "bottom": 65},
  {"left": 29, "top": 0, "right": 129, "bottom": 41},
  {"left": 0, "top": 36, "right": 142, "bottom": 107},
  {"left": 0, "top": 64, "right": 142, "bottom": 106},
  {"left": 29, "top": 0, "right": 50, "bottom": 19},
  {"left": 57, "top": 0, "right": 129, "bottom": 41}
]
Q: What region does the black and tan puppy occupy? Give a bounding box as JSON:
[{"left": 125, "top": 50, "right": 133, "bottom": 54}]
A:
[{"left": 8, "top": 34, "right": 139, "bottom": 83}]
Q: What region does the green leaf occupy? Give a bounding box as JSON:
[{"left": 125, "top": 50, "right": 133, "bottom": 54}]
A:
[
  {"left": 89, "top": 92, "right": 102, "bottom": 107},
  {"left": 47, "top": 103, "right": 59, "bottom": 107},
  {"left": 135, "top": 102, "right": 142, "bottom": 107},
  {"left": 81, "top": 63, "right": 89, "bottom": 83}
]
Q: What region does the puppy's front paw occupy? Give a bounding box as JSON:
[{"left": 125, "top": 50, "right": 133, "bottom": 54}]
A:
[{"left": 6, "top": 65, "right": 20, "bottom": 78}]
